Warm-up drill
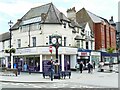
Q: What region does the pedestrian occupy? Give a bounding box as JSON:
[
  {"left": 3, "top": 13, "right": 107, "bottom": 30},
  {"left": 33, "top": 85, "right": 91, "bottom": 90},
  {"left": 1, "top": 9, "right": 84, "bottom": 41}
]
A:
[
  {"left": 79, "top": 61, "right": 83, "bottom": 73},
  {"left": 90, "top": 64, "right": 93, "bottom": 73},
  {"left": 87, "top": 62, "right": 91, "bottom": 73},
  {"left": 13, "top": 63, "right": 17, "bottom": 69},
  {"left": 8, "top": 63, "right": 11, "bottom": 68},
  {"left": 93, "top": 61, "right": 95, "bottom": 69},
  {"left": 28, "top": 65, "right": 32, "bottom": 74},
  {"left": 18, "top": 61, "right": 21, "bottom": 75},
  {"left": 23, "top": 62, "right": 28, "bottom": 71}
]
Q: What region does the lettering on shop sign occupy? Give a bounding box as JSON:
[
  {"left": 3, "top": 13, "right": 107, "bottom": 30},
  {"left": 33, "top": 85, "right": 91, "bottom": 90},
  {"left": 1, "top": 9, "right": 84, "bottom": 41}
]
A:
[
  {"left": 78, "top": 52, "right": 89, "bottom": 56},
  {"left": 16, "top": 48, "right": 36, "bottom": 54},
  {"left": 91, "top": 52, "right": 100, "bottom": 55},
  {"left": 81, "top": 52, "right": 87, "bottom": 56}
]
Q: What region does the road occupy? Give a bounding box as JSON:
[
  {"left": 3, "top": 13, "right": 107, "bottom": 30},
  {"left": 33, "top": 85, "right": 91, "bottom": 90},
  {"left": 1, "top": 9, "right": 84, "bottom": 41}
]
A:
[
  {"left": 1, "top": 82, "right": 102, "bottom": 88},
  {"left": 0, "top": 64, "right": 119, "bottom": 88}
]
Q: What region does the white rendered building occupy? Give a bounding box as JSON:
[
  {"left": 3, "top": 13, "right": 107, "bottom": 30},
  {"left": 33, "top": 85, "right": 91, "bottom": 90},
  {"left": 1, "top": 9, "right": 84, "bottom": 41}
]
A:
[{"left": 0, "top": 3, "right": 95, "bottom": 71}]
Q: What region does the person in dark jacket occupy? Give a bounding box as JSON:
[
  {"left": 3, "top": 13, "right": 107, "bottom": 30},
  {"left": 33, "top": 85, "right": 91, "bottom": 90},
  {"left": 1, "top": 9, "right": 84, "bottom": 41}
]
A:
[
  {"left": 87, "top": 62, "right": 93, "bottom": 73},
  {"left": 79, "top": 61, "right": 83, "bottom": 73},
  {"left": 87, "top": 62, "right": 91, "bottom": 73},
  {"left": 93, "top": 61, "right": 95, "bottom": 69}
]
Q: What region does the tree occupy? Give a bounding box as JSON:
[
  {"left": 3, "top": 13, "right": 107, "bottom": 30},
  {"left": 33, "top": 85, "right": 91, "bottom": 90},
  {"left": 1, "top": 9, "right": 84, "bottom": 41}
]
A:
[{"left": 106, "top": 47, "right": 115, "bottom": 54}]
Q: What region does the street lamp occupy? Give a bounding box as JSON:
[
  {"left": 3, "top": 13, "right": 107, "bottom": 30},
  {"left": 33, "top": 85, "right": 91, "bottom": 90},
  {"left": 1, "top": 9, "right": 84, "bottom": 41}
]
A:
[{"left": 8, "top": 20, "right": 13, "bottom": 68}]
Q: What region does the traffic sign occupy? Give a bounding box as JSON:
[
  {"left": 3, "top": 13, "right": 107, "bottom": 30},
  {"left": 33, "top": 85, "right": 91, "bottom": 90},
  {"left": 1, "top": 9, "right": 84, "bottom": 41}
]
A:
[{"left": 49, "top": 45, "right": 52, "bottom": 53}]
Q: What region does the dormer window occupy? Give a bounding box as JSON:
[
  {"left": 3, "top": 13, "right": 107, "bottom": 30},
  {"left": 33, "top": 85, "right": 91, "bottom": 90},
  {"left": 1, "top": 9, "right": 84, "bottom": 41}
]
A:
[
  {"left": 63, "top": 23, "right": 66, "bottom": 28},
  {"left": 76, "top": 28, "right": 79, "bottom": 33}
]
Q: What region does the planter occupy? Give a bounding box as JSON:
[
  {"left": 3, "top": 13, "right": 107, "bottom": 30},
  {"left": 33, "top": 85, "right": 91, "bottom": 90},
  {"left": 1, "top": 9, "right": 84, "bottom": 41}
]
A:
[
  {"left": 4, "top": 48, "right": 16, "bottom": 53},
  {"left": 11, "top": 48, "right": 16, "bottom": 53},
  {"left": 5, "top": 49, "right": 9, "bottom": 53}
]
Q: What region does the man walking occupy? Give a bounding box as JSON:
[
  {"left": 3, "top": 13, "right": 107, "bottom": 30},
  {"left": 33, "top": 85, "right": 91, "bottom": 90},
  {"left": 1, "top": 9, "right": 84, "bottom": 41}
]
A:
[
  {"left": 79, "top": 61, "right": 83, "bottom": 73},
  {"left": 93, "top": 61, "right": 95, "bottom": 69},
  {"left": 87, "top": 62, "right": 91, "bottom": 73}
]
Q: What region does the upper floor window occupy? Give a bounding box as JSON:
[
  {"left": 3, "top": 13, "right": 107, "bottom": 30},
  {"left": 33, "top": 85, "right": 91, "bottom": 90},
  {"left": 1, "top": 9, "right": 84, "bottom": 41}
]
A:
[
  {"left": 32, "top": 37, "right": 36, "bottom": 47},
  {"left": 49, "top": 36, "right": 52, "bottom": 45},
  {"left": 76, "top": 40, "right": 80, "bottom": 48},
  {"left": 76, "top": 28, "right": 79, "bottom": 33},
  {"left": 86, "top": 41, "right": 88, "bottom": 49},
  {"left": 30, "top": 23, "right": 39, "bottom": 31},
  {"left": 64, "top": 37, "right": 66, "bottom": 46},
  {"left": 91, "top": 41, "right": 93, "bottom": 50},
  {"left": 2, "top": 41, "right": 5, "bottom": 50},
  {"left": 22, "top": 25, "right": 29, "bottom": 32},
  {"left": 17, "top": 39, "right": 21, "bottom": 48},
  {"left": 63, "top": 23, "right": 66, "bottom": 28},
  {"left": 81, "top": 40, "right": 83, "bottom": 48}
]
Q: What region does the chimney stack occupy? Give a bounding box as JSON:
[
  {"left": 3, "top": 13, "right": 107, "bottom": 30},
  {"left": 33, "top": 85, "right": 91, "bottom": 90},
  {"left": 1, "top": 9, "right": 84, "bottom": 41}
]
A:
[{"left": 67, "top": 7, "right": 76, "bottom": 21}]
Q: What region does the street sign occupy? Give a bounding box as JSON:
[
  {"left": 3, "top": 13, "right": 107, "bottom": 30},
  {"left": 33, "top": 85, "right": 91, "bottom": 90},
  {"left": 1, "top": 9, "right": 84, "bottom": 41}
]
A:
[{"left": 49, "top": 45, "right": 52, "bottom": 53}]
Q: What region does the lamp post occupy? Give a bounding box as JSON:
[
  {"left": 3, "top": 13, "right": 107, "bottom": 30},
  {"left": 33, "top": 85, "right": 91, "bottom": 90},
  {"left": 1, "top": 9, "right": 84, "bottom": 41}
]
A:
[{"left": 8, "top": 20, "right": 13, "bottom": 68}]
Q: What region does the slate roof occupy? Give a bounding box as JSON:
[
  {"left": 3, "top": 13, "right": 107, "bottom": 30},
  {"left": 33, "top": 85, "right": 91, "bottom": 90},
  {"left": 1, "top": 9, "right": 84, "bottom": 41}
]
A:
[
  {"left": 77, "top": 8, "right": 110, "bottom": 24},
  {"left": 12, "top": 3, "right": 70, "bottom": 30},
  {"left": 86, "top": 11, "right": 104, "bottom": 23},
  {"left": 0, "top": 32, "right": 10, "bottom": 42}
]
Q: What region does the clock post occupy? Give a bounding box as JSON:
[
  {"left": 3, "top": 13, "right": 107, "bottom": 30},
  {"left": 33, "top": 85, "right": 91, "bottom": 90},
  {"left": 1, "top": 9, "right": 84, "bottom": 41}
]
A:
[
  {"left": 51, "top": 34, "right": 62, "bottom": 79},
  {"left": 51, "top": 35, "right": 62, "bottom": 62}
]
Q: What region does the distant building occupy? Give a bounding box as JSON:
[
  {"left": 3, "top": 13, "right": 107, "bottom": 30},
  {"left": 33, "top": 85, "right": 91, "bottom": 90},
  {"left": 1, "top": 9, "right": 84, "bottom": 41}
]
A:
[
  {"left": 0, "top": 32, "right": 10, "bottom": 67},
  {"left": 116, "top": 22, "right": 120, "bottom": 53},
  {"left": 76, "top": 8, "right": 116, "bottom": 51}
]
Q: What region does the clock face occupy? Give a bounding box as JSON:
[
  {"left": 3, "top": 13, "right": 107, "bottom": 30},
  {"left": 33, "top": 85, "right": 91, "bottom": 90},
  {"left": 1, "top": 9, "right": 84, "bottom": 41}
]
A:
[
  {"left": 52, "top": 38, "right": 57, "bottom": 44},
  {"left": 58, "top": 38, "right": 62, "bottom": 44}
]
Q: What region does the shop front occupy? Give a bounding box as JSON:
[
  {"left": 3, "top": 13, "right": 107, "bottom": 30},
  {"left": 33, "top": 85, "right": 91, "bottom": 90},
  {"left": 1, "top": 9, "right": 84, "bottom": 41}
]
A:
[
  {"left": 4, "top": 47, "right": 77, "bottom": 72},
  {"left": 77, "top": 51, "right": 90, "bottom": 66},
  {"left": 90, "top": 51, "right": 101, "bottom": 66},
  {"left": 101, "top": 52, "right": 118, "bottom": 64}
]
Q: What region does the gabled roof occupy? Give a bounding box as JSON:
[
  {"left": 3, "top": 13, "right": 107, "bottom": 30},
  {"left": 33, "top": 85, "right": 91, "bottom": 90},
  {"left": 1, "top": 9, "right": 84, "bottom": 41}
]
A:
[
  {"left": 77, "top": 8, "right": 110, "bottom": 24},
  {"left": 0, "top": 32, "right": 10, "bottom": 42},
  {"left": 86, "top": 11, "right": 104, "bottom": 23},
  {"left": 12, "top": 3, "right": 70, "bottom": 30}
]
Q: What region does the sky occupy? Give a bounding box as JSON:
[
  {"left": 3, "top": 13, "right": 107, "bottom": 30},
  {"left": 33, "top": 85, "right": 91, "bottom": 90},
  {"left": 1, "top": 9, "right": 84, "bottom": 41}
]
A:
[{"left": 0, "top": 0, "right": 119, "bottom": 34}]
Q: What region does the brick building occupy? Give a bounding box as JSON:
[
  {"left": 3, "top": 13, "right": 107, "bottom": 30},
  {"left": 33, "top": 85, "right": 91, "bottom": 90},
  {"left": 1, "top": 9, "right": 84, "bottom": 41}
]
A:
[{"left": 76, "top": 8, "right": 116, "bottom": 51}]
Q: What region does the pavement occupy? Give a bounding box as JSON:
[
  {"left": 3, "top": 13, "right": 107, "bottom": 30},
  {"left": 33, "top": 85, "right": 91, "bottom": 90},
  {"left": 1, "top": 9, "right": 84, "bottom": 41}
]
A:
[{"left": 0, "top": 64, "right": 119, "bottom": 88}]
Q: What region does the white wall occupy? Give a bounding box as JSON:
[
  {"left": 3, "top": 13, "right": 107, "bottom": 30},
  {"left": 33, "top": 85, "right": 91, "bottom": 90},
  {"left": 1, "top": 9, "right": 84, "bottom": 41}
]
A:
[
  {"left": 0, "top": 42, "right": 2, "bottom": 51},
  {"left": 84, "top": 23, "right": 95, "bottom": 50},
  {"left": 70, "top": 55, "right": 77, "bottom": 69},
  {"left": 12, "top": 23, "right": 79, "bottom": 48}
]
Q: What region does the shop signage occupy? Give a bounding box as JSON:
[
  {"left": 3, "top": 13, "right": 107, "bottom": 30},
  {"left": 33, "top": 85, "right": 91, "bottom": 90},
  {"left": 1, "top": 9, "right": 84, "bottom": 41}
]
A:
[
  {"left": 78, "top": 52, "right": 89, "bottom": 56},
  {"left": 91, "top": 52, "right": 100, "bottom": 55},
  {"left": 49, "top": 46, "right": 52, "bottom": 53},
  {"left": 16, "top": 48, "right": 37, "bottom": 54}
]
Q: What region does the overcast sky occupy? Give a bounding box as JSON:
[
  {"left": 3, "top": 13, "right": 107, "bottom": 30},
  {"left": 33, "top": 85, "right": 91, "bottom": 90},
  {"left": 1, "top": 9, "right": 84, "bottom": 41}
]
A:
[{"left": 0, "top": 0, "right": 119, "bottom": 34}]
